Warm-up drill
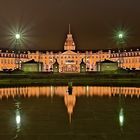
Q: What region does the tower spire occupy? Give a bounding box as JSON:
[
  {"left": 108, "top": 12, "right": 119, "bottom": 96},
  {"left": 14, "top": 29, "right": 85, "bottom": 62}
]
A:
[
  {"left": 69, "top": 24, "right": 71, "bottom": 34},
  {"left": 64, "top": 24, "right": 76, "bottom": 51}
]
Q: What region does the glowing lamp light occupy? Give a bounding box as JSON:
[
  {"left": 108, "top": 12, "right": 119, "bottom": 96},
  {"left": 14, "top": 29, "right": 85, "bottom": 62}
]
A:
[
  {"left": 113, "top": 27, "right": 129, "bottom": 46},
  {"left": 118, "top": 33, "right": 124, "bottom": 39},
  {"left": 15, "top": 33, "right": 21, "bottom": 40}
]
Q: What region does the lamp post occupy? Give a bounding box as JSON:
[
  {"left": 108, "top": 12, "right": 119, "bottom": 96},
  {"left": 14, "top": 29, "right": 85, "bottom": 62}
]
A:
[
  {"left": 115, "top": 30, "right": 127, "bottom": 68},
  {"left": 15, "top": 33, "right": 21, "bottom": 69},
  {"left": 118, "top": 32, "right": 124, "bottom": 68}
]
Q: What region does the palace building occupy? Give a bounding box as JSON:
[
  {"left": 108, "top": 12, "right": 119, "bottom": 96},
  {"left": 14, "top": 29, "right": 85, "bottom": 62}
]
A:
[{"left": 0, "top": 26, "right": 140, "bottom": 72}]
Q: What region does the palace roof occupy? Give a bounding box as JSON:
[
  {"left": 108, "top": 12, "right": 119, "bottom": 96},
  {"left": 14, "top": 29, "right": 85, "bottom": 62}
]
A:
[
  {"left": 23, "top": 59, "right": 39, "bottom": 64},
  {"left": 99, "top": 59, "right": 117, "bottom": 63}
]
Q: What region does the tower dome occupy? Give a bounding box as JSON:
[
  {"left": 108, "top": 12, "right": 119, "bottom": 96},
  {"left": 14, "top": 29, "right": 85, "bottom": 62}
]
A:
[{"left": 64, "top": 24, "right": 76, "bottom": 51}]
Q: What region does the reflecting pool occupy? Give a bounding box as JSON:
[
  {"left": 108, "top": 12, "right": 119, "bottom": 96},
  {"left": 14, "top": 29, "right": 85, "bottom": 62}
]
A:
[{"left": 0, "top": 86, "right": 140, "bottom": 140}]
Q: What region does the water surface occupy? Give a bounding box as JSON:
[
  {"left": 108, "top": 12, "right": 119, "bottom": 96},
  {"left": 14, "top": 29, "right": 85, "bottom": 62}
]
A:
[{"left": 0, "top": 86, "right": 140, "bottom": 140}]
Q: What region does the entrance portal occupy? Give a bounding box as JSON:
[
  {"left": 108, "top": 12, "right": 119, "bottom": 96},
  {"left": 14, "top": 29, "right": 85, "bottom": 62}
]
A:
[{"left": 62, "top": 65, "right": 78, "bottom": 73}]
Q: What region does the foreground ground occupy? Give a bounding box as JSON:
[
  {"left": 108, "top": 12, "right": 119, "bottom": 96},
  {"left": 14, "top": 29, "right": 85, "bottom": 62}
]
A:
[{"left": 0, "top": 72, "right": 140, "bottom": 87}]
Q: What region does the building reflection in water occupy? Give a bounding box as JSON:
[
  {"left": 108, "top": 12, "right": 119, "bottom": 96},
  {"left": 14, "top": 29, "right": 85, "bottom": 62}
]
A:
[
  {"left": 64, "top": 93, "right": 76, "bottom": 123},
  {"left": 0, "top": 86, "right": 140, "bottom": 99},
  {"left": 0, "top": 86, "right": 139, "bottom": 124}
]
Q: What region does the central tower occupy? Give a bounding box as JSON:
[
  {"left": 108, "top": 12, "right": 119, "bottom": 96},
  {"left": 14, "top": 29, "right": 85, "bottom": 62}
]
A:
[{"left": 64, "top": 24, "right": 76, "bottom": 51}]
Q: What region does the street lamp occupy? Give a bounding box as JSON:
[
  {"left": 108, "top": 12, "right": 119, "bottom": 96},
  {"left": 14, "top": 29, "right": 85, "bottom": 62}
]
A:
[
  {"left": 117, "top": 31, "right": 125, "bottom": 68},
  {"left": 7, "top": 25, "right": 30, "bottom": 70},
  {"left": 114, "top": 29, "right": 128, "bottom": 68},
  {"left": 15, "top": 33, "right": 21, "bottom": 69}
]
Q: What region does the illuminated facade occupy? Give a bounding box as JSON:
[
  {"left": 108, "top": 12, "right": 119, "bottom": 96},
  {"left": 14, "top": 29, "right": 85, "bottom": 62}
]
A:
[{"left": 0, "top": 26, "right": 140, "bottom": 72}]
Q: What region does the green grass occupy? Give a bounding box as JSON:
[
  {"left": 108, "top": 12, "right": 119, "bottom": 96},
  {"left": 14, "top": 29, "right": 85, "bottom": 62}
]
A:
[
  {"left": 0, "top": 71, "right": 140, "bottom": 87},
  {"left": 0, "top": 76, "right": 140, "bottom": 87}
]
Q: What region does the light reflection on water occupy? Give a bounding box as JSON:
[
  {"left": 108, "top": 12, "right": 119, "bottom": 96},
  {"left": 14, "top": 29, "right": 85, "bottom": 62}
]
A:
[
  {"left": 13, "top": 99, "right": 21, "bottom": 139},
  {"left": 0, "top": 86, "right": 140, "bottom": 139},
  {"left": 119, "top": 108, "right": 124, "bottom": 127}
]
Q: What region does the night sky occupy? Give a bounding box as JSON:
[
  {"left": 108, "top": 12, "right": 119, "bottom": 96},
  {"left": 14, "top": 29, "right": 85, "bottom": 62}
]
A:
[{"left": 0, "top": 0, "right": 140, "bottom": 51}]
